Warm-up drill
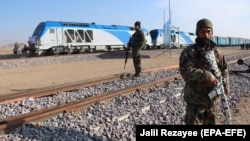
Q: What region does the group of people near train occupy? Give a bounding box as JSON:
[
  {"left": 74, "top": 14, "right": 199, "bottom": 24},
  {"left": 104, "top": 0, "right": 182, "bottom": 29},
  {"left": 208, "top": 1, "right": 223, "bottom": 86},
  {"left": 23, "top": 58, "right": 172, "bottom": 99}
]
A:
[
  {"left": 13, "top": 42, "right": 29, "bottom": 57},
  {"left": 127, "top": 18, "right": 232, "bottom": 125},
  {"left": 240, "top": 43, "right": 250, "bottom": 50}
]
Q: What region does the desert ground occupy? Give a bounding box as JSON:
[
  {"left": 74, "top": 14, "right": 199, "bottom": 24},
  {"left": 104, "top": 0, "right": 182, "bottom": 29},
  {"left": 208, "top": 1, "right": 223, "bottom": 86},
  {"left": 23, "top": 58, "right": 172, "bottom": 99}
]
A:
[{"left": 0, "top": 45, "right": 250, "bottom": 124}]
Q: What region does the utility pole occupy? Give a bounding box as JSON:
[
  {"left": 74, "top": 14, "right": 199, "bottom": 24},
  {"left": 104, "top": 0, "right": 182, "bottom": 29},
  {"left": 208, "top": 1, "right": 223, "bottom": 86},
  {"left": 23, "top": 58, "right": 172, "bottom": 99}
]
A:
[
  {"left": 169, "top": 0, "right": 171, "bottom": 57},
  {"left": 169, "top": 0, "right": 171, "bottom": 24}
]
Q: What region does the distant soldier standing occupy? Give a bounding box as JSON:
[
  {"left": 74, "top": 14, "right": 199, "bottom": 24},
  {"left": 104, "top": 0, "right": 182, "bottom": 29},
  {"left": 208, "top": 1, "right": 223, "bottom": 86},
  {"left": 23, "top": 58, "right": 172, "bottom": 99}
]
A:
[
  {"left": 13, "top": 42, "right": 20, "bottom": 54},
  {"left": 22, "top": 44, "right": 29, "bottom": 57},
  {"left": 126, "top": 21, "right": 146, "bottom": 77},
  {"left": 179, "top": 18, "right": 230, "bottom": 125}
]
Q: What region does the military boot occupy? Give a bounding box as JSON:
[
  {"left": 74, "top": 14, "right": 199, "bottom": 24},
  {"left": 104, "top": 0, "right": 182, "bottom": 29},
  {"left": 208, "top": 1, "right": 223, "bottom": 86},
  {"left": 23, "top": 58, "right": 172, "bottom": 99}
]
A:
[{"left": 133, "top": 71, "right": 142, "bottom": 79}]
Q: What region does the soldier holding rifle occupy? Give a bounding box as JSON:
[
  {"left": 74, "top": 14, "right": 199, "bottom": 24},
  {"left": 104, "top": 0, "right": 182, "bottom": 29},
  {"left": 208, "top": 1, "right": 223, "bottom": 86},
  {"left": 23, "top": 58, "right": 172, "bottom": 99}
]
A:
[
  {"left": 179, "top": 18, "right": 231, "bottom": 125},
  {"left": 126, "top": 21, "right": 146, "bottom": 78}
]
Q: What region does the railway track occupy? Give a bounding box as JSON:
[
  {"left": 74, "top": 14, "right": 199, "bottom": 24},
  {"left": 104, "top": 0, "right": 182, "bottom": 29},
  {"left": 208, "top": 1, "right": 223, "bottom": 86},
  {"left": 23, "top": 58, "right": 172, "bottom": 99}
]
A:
[
  {"left": 0, "top": 64, "right": 179, "bottom": 105},
  {"left": 0, "top": 74, "right": 182, "bottom": 135},
  {"left": 0, "top": 51, "right": 247, "bottom": 104},
  {"left": 0, "top": 52, "right": 249, "bottom": 135}
]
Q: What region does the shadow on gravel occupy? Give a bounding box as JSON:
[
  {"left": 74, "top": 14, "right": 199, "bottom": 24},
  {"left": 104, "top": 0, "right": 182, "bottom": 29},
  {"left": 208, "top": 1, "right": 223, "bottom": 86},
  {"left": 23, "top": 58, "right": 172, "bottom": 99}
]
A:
[
  {"left": 0, "top": 54, "right": 21, "bottom": 59},
  {"left": 97, "top": 51, "right": 151, "bottom": 59},
  {"left": 11, "top": 88, "right": 37, "bottom": 92},
  {"left": 3, "top": 124, "right": 111, "bottom": 141},
  {"left": 230, "top": 72, "right": 250, "bottom": 80}
]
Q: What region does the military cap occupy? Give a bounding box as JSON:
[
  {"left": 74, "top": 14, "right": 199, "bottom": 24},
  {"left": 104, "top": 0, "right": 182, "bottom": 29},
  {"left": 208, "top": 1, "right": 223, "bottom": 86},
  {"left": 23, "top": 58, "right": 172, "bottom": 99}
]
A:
[
  {"left": 134, "top": 21, "right": 141, "bottom": 27},
  {"left": 196, "top": 18, "right": 213, "bottom": 35}
]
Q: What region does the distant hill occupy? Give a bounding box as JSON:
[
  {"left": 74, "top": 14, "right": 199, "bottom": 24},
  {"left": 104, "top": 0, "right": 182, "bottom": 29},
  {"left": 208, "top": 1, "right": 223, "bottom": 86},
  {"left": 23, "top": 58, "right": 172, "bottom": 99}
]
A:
[
  {"left": 0, "top": 42, "right": 25, "bottom": 48},
  {"left": 0, "top": 42, "right": 25, "bottom": 55}
]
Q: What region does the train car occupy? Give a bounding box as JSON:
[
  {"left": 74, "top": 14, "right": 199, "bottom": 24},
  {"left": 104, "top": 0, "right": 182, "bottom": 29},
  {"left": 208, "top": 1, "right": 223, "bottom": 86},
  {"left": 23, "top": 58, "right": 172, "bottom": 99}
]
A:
[
  {"left": 187, "top": 32, "right": 197, "bottom": 43},
  {"left": 211, "top": 36, "right": 230, "bottom": 47},
  {"left": 238, "top": 38, "right": 245, "bottom": 45},
  {"left": 152, "top": 28, "right": 197, "bottom": 48},
  {"left": 178, "top": 31, "right": 195, "bottom": 47},
  {"left": 211, "top": 36, "right": 218, "bottom": 45},
  {"left": 143, "top": 29, "right": 153, "bottom": 49},
  {"left": 157, "top": 28, "right": 250, "bottom": 48},
  {"left": 229, "top": 37, "right": 239, "bottom": 46},
  {"left": 171, "top": 31, "right": 188, "bottom": 48},
  {"left": 168, "top": 30, "right": 196, "bottom": 48},
  {"left": 244, "top": 38, "right": 250, "bottom": 44},
  {"left": 28, "top": 21, "right": 152, "bottom": 55},
  {"left": 149, "top": 29, "right": 164, "bottom": 49}
]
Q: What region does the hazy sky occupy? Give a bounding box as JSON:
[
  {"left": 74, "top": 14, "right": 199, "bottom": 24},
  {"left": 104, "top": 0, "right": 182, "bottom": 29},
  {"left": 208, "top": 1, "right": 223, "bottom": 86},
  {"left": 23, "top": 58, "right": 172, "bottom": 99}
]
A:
[{"left": 1, "top": 0, "right": 250, "bottom": 46}]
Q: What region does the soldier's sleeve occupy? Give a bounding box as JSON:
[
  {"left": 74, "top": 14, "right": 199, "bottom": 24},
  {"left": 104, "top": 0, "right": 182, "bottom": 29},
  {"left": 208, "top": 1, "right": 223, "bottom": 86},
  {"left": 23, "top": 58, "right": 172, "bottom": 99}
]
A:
[
  {"left": 179, "top": 47, "right": 212, "bottom": 84},
  {"left": 214, "top": 48, "right": 230, "bottom": 90},
  {"left": 139, "top": 30, "right": 146, "bottom": 48}
]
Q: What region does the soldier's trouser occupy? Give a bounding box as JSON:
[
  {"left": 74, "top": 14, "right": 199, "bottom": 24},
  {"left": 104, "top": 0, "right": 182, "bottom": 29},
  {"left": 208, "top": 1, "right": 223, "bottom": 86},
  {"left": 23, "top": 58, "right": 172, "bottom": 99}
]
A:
[
  {"left": 132, "top": 52, "right": 141, "bottom": 75},
  {"left": 184, "top": 103, "right": 218, "bottom": 125}
]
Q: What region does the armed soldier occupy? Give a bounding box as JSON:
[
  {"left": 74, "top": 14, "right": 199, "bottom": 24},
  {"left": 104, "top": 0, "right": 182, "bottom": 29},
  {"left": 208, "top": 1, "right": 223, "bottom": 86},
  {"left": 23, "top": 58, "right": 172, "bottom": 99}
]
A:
[
  {"left": 126, "top": 21, "right": 146, "bottom": 78},
  {"left": 179, "top": 18, "right": 230, "bottom": 125}
]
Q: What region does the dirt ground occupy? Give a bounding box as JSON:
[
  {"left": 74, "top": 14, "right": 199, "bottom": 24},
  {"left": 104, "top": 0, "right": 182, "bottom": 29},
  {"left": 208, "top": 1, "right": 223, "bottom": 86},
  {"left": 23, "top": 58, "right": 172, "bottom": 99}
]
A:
[{"left": 0, "top": 46, "right": 250, "bottom": 124}]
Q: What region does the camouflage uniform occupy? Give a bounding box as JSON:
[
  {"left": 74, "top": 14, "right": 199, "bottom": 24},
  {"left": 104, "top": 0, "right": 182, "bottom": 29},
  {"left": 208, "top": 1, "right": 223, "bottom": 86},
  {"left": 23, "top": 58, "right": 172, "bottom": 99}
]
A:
[
  {"left": 127, "top": 22, "right": 146, "bottom": 77},
  {"left": 179, "top": 38, "right": 230, "bottom": 125}
]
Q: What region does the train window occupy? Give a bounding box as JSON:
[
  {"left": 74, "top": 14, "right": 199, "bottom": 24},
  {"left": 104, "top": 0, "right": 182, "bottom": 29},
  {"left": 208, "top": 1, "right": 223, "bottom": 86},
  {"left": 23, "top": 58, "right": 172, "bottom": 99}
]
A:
[
  {"left": 85, "top": 30, "right": 93, "bottom": 42},
  {"left": 76, "top": 30, "right": 84, "bottom": 42},
  {"left": 50, "top": 28, "right": 55, "bottom": 34},
  {"left": 33, "top": 22, "right": 45, "bottom": 36},
  {"left": 171, "top": 35, "right": 176, "bottom": 42},
  {"left": 68, "top": 29, "right": 74, "bottom": 41},
  {"left": 64, "top": 29, "right": 74, "bottom": 43}
]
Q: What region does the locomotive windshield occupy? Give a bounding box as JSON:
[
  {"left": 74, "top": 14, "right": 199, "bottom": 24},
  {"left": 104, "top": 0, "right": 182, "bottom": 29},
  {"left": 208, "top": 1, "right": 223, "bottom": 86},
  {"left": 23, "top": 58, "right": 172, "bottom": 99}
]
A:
[
  {"left": 32, "top": 22, "right": 45, "bottom": 36},
  {"left": 149, "top": 30, "right": 158, "bottom": 40}
]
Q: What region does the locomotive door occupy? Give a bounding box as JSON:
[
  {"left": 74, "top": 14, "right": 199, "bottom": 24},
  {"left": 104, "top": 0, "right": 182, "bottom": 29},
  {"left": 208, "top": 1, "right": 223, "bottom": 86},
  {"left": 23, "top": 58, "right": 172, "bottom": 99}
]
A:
[
  {"left": 56, "top": 28, "right": 62, "bottom": 45},
  {"left": 49, "top": 28, "right": 62, "bottom": 46},
  {"left": 49, "top": 28, "right": 57, "bottom": 45}
]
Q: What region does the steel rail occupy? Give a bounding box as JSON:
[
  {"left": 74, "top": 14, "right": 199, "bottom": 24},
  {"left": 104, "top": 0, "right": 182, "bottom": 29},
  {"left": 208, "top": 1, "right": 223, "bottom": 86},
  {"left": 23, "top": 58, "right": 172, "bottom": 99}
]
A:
[
  {"left": 0, "top": 64, "right": 179, "bottom": 105},
  {"left": 0, "top": 52, "right": 249, "bottom": 135},
  {"left": 0, "top": 74, "right": 181, "bottom": 135}
]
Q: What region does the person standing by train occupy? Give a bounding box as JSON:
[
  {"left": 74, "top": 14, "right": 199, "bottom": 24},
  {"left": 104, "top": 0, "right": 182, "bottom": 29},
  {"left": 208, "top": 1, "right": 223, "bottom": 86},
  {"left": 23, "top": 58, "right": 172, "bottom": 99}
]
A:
[
  {"left": 126, "top": 21, "right": 147, "bottom": 78},
  {"left": 13, "top": 42, "right": 20, "bottom": 54},
  {"left": 22, "top": 44, "right": 29, "bottom": 57},
  {"left": 179, "top": 18, "right": 230, "bottom": 124}
]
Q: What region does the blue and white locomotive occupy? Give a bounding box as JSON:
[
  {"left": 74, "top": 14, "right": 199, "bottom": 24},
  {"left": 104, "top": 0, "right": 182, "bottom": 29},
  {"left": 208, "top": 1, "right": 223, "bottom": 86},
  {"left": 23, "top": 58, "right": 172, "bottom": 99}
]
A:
[
  {"left": 150, "top": 29, "right": 196, "bottom": 48},
  {"left": 28, "top": 21, "right": 152, "bottom": 55},
  {"left": 149, "top": 29, "right": 164, "bottom": 49}
]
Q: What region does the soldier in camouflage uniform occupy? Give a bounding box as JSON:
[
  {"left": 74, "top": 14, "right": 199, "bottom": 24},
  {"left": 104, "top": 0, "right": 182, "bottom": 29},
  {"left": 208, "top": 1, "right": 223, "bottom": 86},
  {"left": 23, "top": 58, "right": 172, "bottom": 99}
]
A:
[
  {"left": 127, "top": 21, "right": 146, "bottom": 77},
  {"left": 179, "top": 18, "right": 230, "bottom": 125}
]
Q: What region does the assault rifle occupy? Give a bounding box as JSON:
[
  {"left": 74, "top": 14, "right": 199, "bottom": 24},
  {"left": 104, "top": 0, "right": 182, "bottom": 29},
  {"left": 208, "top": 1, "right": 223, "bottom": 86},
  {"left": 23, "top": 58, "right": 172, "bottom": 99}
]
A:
[
  {"left": 124, "top": 51, "right": 129, "bottom": 70},
  {"left": 230, "top": 59, "right": 250, "bottom": 74},
  {"left": 204, "top": 50, "right": 233, "bottom": 125}
]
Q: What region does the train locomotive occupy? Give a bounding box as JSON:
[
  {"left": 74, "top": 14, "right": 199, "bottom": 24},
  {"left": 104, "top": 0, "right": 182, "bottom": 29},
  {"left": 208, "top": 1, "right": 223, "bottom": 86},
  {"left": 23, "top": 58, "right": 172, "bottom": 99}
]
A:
[
  {"left": 150, "top": 29, "right": 196, "bottom": 48},
  {"left": 28, "top": 21, "right": 152, "bottom": 55}
]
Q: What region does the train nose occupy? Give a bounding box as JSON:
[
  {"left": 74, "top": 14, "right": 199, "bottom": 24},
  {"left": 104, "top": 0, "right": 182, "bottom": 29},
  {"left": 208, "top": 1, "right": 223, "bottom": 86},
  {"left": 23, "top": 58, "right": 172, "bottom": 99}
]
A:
[{"left": 29, "top": 36, "right": 40, "bottom": 45}]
